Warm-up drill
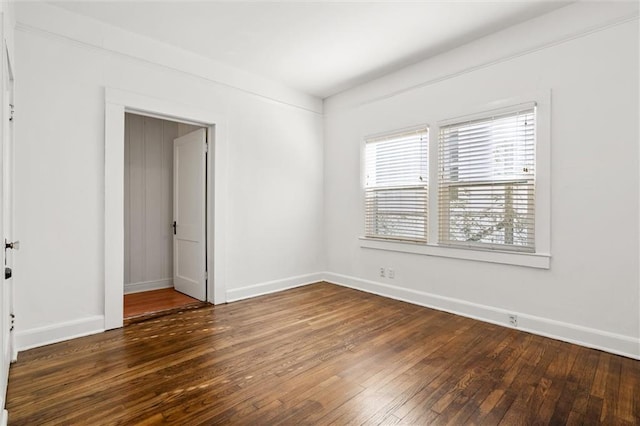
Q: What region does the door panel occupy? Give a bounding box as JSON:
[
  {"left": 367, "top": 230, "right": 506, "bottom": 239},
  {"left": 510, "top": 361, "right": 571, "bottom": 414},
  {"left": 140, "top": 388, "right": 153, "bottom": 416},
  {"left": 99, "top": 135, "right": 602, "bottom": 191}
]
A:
[
  {"left": 173, "top": 129, "right": 206, "bottom": 301},
  {"left": 1, "top": 36, "right": 14, "bottom": 420}
]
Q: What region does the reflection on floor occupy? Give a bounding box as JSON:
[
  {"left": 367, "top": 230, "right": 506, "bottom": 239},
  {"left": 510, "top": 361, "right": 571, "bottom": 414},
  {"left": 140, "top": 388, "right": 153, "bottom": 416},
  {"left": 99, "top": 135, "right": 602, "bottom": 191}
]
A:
[{"left": 124, "top": 288, "right": 201, "bottom": 319}]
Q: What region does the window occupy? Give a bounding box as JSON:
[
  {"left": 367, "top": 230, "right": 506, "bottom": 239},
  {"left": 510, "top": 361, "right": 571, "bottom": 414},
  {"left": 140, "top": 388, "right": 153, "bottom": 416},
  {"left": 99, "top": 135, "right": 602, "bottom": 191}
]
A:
[
  {"left": 365, "top": 127, "right": 429, "bottom": 242},
  {"left": 361, "top": 95, "right": 550, "bottom": 268},
  {"left": 438, "top": 104, "right": 536, "bottom": 252}
]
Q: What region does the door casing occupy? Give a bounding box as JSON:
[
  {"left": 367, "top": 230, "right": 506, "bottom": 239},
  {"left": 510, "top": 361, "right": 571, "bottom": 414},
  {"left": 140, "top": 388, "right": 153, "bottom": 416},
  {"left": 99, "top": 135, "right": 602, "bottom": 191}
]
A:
[{"left": 104, "top": 88, "right": 228, "bottom": 330}]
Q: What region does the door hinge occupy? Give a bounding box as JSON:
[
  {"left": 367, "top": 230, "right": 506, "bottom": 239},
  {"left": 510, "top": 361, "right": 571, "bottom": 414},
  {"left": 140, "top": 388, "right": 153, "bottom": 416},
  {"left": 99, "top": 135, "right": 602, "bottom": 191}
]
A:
[
  {"left": 204, "top": 271, "right": 208, "bottom": 281},
  {"left": 205, "top": 142, "right": 209, "bottom": 153},
  {"left": 10, "top": 313, "right": 14, "bottom": 331},
  {"left": 9, "top": 104, "right": 14, "bottom": 122}
]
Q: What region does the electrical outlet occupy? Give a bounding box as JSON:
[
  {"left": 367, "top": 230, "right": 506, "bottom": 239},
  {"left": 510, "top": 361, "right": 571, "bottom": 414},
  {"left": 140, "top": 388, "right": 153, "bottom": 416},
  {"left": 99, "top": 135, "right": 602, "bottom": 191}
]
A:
[
  {"left": 379, "top": 267, "right": 385, "bottom": 278},
  {"left": 508, "top": 314, "right": 518, "bottom": 327},
  {"left": 388, "top": 268, "right": 395, "bottom": 279}
]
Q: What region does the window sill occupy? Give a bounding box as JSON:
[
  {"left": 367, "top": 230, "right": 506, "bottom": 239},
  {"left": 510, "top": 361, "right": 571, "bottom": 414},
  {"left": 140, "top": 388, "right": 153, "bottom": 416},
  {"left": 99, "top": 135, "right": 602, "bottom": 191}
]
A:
[{"left": 359, "top": 237, "right": 550, "bottom": 269}]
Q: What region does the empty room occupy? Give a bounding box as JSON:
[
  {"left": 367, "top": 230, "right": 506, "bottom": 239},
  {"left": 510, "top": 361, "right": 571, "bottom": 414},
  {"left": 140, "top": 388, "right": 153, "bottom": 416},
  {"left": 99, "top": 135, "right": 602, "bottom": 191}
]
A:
[{"left": 0, "top": 0, "right": 637, "bottom": 424}]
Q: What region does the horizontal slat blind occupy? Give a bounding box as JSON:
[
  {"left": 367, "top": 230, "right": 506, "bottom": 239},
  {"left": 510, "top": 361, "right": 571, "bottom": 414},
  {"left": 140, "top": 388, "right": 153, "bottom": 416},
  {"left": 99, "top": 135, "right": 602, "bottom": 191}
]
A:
[
  {"left": 438, "top": 106, "right": 536, "bottom": 252},
  {"left": 365, "top": 127, "right": 428, "bottom": 242}
]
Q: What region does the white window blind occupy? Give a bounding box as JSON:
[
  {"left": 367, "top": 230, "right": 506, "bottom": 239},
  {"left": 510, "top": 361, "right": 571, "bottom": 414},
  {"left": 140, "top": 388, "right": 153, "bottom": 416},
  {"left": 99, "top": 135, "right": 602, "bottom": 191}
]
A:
[
  {"left": 438, "top": 104, "right": 536, "bottom": 252},
  {"left": 365, "top": 127, "right": 428, "bottom": 242}
]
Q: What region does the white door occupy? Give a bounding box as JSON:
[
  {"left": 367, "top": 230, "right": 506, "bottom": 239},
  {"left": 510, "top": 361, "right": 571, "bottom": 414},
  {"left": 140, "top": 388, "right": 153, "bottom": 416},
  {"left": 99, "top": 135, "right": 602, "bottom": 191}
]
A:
[
  {"left": 2, "top": 45, "right": 14, "bottom": 359},
  {"left": 0, "top": 39, "right": 15, "bottom": 421},
  {"left": 173, "top": 129, "right": 207, "bottom": 301}
]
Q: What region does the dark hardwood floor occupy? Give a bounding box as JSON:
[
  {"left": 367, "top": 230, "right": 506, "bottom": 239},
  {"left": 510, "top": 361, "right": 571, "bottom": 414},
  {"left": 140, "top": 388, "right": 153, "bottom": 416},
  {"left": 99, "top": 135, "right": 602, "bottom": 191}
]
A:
[{"left": 6, "top": 283, "right": 639, "bottom": 425}]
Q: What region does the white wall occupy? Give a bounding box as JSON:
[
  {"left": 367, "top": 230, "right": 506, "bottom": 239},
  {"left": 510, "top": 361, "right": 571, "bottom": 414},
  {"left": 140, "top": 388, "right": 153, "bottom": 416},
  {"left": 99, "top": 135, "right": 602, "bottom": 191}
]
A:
[
  {"left": 13, "top": 3, "right": 324, "bottom": 348},
  {"left": 324, "top": 3, "right": 640, "bottom": 358}
]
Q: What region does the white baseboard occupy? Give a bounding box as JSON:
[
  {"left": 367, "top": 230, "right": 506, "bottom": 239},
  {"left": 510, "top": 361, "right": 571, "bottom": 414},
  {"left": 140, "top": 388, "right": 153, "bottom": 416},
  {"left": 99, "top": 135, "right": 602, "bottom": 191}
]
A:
[
  {"left": 15, "top": 315, "right": 105, "bottom": 352},
  {"left": 226, "top": 272, "right": 324, "bottom": 302},
  {"left": 324, "top": 272, "right": 640, "bottom": 360},
  {"left": 124, "top": 278, "right": 173, "bottom": 294}
]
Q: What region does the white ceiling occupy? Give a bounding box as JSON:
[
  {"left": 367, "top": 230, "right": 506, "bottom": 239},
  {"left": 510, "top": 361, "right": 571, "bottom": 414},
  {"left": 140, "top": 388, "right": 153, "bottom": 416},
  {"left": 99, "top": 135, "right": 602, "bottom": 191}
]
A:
[{"left": 52, "top": 1, "right": 570, "bottom": 98}]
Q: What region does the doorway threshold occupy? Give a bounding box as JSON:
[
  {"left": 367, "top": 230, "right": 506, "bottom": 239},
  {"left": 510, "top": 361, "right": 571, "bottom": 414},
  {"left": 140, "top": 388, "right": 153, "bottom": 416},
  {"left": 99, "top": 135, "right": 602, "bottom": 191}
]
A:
[
  {"left": 124, "top": 302, "right": 208, "bottom": 326},
  {"left": 124, "top": 288, "right": 207, "bottom": 326}
]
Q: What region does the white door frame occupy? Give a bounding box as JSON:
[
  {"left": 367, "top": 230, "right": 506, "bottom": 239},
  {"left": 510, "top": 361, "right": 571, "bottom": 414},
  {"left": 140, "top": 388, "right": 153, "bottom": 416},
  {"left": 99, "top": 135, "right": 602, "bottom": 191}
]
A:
[{"left": 104, "top": 88, "right": 227, "bottom": 330}]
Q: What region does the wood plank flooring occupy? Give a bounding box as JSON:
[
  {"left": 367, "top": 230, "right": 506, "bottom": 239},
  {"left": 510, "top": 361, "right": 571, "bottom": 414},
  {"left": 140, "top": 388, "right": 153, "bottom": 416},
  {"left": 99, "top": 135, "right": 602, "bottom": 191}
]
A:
[
  {"left": 7, "top": 283, "right": 640, "bottom": 425},
  {"left": 124, "top": 288, "right": 201, "bottom": 319}
]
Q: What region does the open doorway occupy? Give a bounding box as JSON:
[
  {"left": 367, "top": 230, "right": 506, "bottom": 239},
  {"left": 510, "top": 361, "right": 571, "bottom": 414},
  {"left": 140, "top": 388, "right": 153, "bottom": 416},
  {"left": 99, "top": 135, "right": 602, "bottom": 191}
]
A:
[
  {"left": 105, "top": 88, "right": 228, "bottom": 331},
  {"left": 123, "top": 113, "right": 208, "bottom": 320}
]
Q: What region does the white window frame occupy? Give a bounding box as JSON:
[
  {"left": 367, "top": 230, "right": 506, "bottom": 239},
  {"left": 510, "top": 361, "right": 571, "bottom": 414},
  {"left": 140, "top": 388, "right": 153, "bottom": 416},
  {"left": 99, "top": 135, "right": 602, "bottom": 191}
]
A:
[{"left": 360, "top": 91, "right": 551, "bottom": 269}]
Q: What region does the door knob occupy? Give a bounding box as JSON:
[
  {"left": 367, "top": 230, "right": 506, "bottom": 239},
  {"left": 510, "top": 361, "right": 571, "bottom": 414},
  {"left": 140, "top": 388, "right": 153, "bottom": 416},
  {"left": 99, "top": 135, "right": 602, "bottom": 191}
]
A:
[{"left": 5, "top": 240, "right": 19, "bottom": 250}]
